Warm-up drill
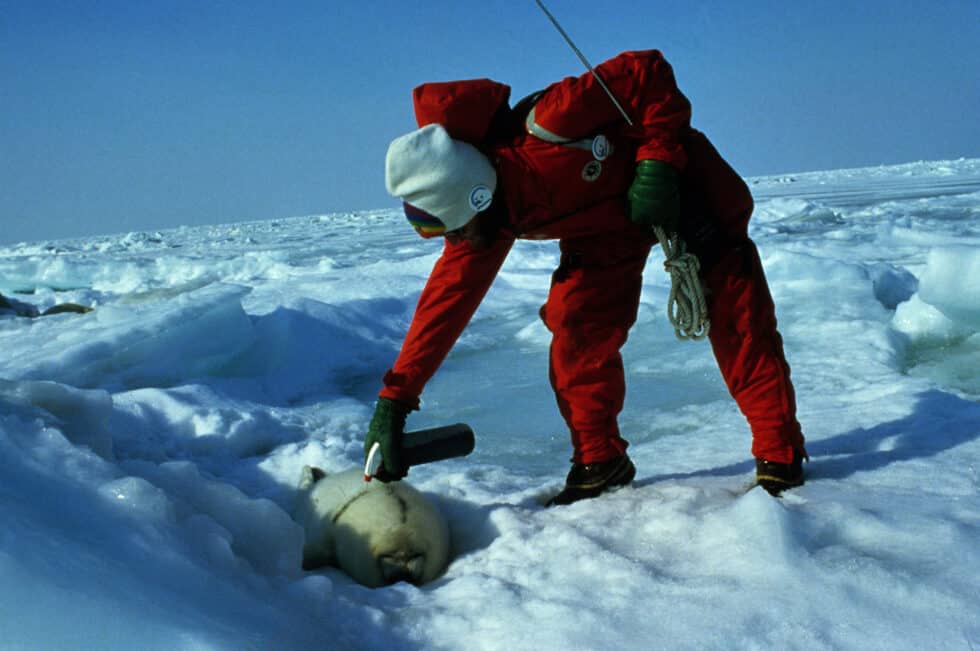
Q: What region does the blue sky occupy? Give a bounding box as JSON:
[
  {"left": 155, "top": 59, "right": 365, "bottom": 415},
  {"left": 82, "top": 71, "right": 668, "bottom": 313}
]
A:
[{"left": 2, "top": 0, "right": 978, "bottom": 245}]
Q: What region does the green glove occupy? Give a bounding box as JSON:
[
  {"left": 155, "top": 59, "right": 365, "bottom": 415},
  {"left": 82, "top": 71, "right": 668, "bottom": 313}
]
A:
[
  {"left": 364, "top": 397, "right": 411, "bottom": 481},
  {"left": 627, "top": 159, "right": 681, "bottom": 235}
]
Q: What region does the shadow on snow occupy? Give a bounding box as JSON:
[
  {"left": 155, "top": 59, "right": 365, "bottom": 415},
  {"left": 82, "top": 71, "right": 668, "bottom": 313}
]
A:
[{"left": 636, "top": 389, "right": 980, "bottom": 487}]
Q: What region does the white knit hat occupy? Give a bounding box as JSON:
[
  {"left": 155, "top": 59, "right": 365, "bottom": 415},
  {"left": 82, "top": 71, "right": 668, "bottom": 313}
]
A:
[{"left": 385, "top": 124, "right": 496, "bottom": 235}]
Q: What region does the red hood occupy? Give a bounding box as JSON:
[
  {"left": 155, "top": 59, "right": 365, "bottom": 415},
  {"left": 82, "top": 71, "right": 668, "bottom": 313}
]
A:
[{"left": 413, "top": 79, "right": 511, "bottom": 144}]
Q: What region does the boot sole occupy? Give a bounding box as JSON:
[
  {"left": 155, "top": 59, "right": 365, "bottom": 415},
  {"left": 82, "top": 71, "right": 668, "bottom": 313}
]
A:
[
  {"left": 756, "top": 470, "right": 804, "bottom": 496},
  {"left": 547, "top": 458, "right": 636, "bottom": 506}
]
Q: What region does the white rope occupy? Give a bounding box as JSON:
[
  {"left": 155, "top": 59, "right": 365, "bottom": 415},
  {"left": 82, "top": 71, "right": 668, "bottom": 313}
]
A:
[{"left": 653, "top": 226, "right": 710, "bottom": 341}]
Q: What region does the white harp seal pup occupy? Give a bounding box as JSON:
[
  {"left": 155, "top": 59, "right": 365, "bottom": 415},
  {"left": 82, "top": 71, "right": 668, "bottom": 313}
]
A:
[{"left": 294, "top": 466, "right": 450, "bottom": 588}]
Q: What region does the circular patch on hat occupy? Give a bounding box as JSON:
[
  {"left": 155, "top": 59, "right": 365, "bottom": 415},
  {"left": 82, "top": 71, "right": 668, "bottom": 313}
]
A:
[
  {"left": 582, "top": 160, "right": 602, "bottom": 182},
  {"left": 469, "top": 185, "right": 493, "bottom": 212},
  {"left": 591, "top": 135, "right": 610, "bottom": 161}
]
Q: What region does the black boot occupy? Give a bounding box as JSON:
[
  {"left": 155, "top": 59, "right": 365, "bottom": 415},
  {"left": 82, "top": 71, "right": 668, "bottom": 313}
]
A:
[
  {"left": 547, "top": 455, "right": 636, "bottom": 506},
  {"left": 756, "top": 449, "right": 806, "bottom": 496}
]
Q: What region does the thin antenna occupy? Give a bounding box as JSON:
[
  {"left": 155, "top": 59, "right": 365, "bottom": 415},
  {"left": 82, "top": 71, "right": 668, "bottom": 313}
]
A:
[{"left": 533, "top": 0, "right": 634, "bottom": 126}]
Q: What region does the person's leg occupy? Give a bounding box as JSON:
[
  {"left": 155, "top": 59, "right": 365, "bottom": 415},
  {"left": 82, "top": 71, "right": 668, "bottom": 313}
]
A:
[
  {"left": 542, "top": 231, "right": 653, "bottom": 464},
  {"left": 703, "top": 237, "right": 805, "bottom": 465},
  {"left": 680, "top": 128, "right": 805, "bottom": 472}
]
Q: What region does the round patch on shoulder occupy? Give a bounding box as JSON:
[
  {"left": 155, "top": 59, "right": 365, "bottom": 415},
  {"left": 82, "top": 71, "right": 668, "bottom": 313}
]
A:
[
  {"left": 469, "top": 185, "right": 493, "bottom": 212},
  {"left": 582, "top": 160, "right": 602, "bottom": 182},
  {"left": 591, "top": 135, "right": 610, "bottom": 161}
]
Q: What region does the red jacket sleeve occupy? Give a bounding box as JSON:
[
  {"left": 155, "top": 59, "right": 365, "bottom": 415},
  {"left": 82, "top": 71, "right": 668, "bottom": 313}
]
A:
[
  {"left": 529, "top": 50, "right": 692, "bottom": 169},
  {"left": 380, "top": 235, "right": 514, "bottom": 407}
]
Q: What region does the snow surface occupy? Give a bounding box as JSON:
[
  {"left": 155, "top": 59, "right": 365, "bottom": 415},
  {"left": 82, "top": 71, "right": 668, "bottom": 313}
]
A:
[{"left": 2, "top": 158, "right": 979, "bottom": 650}]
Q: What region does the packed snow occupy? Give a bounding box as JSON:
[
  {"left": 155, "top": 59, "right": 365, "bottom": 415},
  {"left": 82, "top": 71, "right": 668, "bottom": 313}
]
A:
[{"left": 1, "top": 158, "right": 979, "bottom": 650}]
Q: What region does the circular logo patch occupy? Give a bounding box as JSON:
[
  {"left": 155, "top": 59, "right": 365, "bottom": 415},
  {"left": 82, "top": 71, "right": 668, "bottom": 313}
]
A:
[
  {"left": 591, "top": 135, "right": 610, "bottom": 161},
  {"left": 582, "top": 160, "right": 602, "bottom": 182},
  {"left": 469, "top": 184, "right": 493, "bottom": 212}
]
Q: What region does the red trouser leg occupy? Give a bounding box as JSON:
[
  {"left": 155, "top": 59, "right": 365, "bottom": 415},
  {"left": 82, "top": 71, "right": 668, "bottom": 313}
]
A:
[
  {"left": 704, "top": 238, "right": 805, "bottom": 464},
  {"left": 679, "top": 127, "right": 804, "bottom": 464},
  {"left": 541, "top": 231, "right": 653, "bottom": 464}
]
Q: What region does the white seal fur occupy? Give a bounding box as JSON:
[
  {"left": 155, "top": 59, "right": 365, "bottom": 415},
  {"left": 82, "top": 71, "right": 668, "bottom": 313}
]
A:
[{"left": 294, "top": 466, "right": 450, "bottom": 588}]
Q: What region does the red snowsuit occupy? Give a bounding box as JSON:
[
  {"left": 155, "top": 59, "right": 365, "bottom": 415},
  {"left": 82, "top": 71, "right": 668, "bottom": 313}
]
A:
[{"left": 380, "top": 50, "right": 804, "bottom": 465}]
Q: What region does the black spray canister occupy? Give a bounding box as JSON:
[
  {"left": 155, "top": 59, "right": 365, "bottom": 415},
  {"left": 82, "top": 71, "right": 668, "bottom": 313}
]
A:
[{"left": 364, "top": 423, "right": 475, "bottom": 481}]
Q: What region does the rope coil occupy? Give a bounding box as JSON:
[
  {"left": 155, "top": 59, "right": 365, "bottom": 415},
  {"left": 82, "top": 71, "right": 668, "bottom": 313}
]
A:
[{"left": 653, "top": 226, "right": 710, "bottom": 341}]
